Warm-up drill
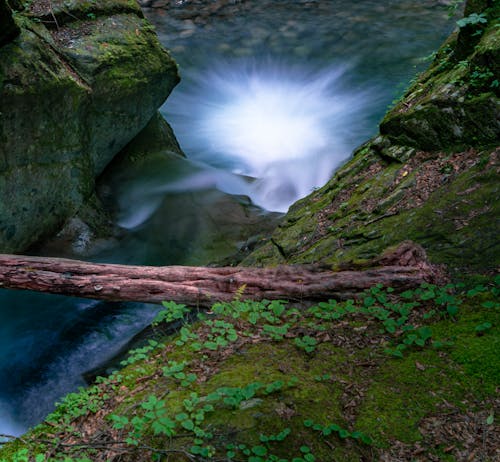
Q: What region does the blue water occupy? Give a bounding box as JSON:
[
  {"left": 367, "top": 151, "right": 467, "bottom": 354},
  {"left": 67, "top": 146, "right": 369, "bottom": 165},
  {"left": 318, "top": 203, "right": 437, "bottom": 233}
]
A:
[{"left": 0, "top": 0, "right": 458, "bottom": 436}]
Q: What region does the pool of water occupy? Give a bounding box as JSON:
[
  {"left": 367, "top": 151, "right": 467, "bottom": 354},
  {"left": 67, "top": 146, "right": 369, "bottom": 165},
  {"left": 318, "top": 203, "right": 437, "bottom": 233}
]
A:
[{"left": 0, "top": 0, "right": 458, "bottom": 436}]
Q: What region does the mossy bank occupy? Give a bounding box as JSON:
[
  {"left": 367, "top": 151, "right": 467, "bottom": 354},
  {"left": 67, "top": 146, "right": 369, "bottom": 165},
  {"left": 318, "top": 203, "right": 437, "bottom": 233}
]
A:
[{"left": 1, "top": 279, "right": 498, "bottom": 461}]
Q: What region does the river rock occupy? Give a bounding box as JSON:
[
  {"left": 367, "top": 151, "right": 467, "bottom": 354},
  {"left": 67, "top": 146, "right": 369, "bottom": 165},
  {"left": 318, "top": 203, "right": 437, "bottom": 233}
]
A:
[{"left": 0, "top": 0, "right": 179, "bottom": 253}]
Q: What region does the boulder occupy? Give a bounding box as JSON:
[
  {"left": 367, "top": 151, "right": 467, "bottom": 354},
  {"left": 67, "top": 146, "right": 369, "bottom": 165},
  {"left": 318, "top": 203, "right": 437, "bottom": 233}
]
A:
[
  {"left": 0, "top": 0, "right": 179, "bottom": 252},
  {"left": 379, "top": 0, "right": 499, "bottom": 151}
]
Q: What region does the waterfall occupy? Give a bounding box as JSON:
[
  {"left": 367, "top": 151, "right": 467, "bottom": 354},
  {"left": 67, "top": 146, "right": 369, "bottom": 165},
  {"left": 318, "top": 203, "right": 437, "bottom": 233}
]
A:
[{"left": 162, "top": 60, "right": 379, "bottom": 212}]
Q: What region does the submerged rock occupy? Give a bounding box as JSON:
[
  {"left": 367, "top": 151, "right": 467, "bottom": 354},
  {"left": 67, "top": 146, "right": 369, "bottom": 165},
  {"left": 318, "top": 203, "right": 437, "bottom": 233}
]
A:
[{"left": 0, "top": 0, "right": 179, "bottom": 253}]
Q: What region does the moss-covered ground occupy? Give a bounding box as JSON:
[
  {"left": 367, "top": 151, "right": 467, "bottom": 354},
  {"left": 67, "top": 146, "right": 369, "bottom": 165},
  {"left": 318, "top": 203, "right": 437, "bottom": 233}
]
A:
[{"left": 1, "top": 277, "right": 498, "bottom": 461}]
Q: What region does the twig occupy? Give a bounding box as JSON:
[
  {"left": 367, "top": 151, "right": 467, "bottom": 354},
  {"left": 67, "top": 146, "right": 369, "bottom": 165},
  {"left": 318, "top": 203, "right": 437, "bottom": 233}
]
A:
[{"left": 49, "top": 1, "right": 60, "bottom": 30}]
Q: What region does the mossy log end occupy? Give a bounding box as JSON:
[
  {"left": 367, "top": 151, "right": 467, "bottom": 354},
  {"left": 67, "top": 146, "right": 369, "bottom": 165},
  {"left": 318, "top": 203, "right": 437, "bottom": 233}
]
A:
[{"left": 0, "top": 242, "right": 441, "bottom": 306}]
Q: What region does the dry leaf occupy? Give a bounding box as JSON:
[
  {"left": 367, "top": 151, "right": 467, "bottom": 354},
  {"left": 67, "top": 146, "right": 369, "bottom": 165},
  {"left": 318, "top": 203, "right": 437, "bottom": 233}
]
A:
[{"left": 415, "top": 361, "right": 426, "bottom": 371}]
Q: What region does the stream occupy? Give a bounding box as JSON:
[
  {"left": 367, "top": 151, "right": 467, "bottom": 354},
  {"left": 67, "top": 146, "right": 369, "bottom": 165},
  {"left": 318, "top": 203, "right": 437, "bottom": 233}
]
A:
[{"left": 0, "top": 0, "right": 457, "bottom": 436}]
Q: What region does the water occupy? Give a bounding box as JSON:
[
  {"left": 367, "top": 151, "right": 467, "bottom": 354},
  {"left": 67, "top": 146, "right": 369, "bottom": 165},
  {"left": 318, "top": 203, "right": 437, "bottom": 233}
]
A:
[
  {"left": 161, "top": 62, "right": 379, "bottom": 211},
  {"left": 151, "top": 0, "right": 457, "bottom": 210},
  {"left": 0, "top": 0, "right": 457, "bottom": 436}
]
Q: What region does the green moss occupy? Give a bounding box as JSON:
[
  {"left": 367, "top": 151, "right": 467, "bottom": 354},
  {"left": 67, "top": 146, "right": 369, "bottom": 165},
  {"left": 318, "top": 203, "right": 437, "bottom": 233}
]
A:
[
  {"left": 356, "top": 293, "right": 499, "bottom": 448},
  {"left": 3, "top": 280, "right": 498, "bottom": 461},
  {"left": 25, "top": 0, "right": 142, "bottom": 27},
  {"left": 1, "top": 3, "right": 179, "bottom": 253},
  {"left": 378, "top": 3, "right": 500, "bottom": 151},
  {"left": 432, "top": 301, "right": 500, "bottom": 393},
  {"left": 247, "top": 144, "right": 498, "bottom": 272}
]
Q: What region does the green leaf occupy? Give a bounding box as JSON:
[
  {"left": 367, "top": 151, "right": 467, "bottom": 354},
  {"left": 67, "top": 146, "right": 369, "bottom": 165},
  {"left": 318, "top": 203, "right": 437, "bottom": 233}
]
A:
[
  {"left": 457, "top": 12, "right": 488, "bottom": 28},
  {"left": 190, "top": 445, "right": 203, "bottom": 455},
  {"left": 486, "top": 413, "right": 494, "bottom": 425},
  {"left": 181, "top": 419, "right": 195, "bottom": 431},
  {"left": 152, "top": 417, "right": 175, "bottom": 436},
  {"left": 400, "top": 290, "right": 415, "bottom": 299},
  {"left": 249, "top": 312, "right": 260, "bottom": 324},
  {"left": 364, "top": 296, "right": 376, "bottom": 307},
  {"left": 385, "top": 348, "right": 404, "bottom": 358},
  {"left": 251, "top": 445, "right": 268, "bottom": 456},
  {"left": 322, "top": 427, "right": 332, "bottom": 436},
  {"left": 447, "top": 304, "right": 459, "bottom": 316},
  {"left": 361, "top": 434, "right": 373, "bottom": 445},
  {"left": 203, "top": 341, "right": 218, "bottom": 350},
  {"left": 475, "top": 322, "right": 492, "bottom": 333},
  {"left": 110, "top": 414, "right": 129, "bottom": 429},
  {"left": 418, "top": 326, "right": 432, "bottom": 340},
  {"left": 420, "top": 290, "right": 436, "bottom": 301},
  {"left": 339, "top": 429, "right": 350, "bottom": 438}
]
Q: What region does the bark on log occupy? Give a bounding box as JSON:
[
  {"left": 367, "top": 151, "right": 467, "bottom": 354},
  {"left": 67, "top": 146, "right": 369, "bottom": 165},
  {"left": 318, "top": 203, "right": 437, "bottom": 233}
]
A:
[{"left": 0, "top": 244, "right": 438, "bottom": 306}]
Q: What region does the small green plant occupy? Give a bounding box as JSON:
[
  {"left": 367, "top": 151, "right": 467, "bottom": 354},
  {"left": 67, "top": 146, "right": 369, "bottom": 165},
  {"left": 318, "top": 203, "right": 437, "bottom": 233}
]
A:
[
  {"left": 303, "top": 419, "right": 372, "bottom": 445},
  {"left": 152, "top": 301, "right": 190, "bottom": 325},
  {"left": 294, "top": 335, "right": 317, "bottom": 353},
  {"left": 259, "top": 427, "right": 291, "bottom": 443},
  {"left": 162, "top": 360, "right": 197, "bottom": 387},
  {"left": 119, "top": 340, "right": 158, "bottom": 366},
  {"left": 46, "top": 384, "right": 108, "bottom": 425},
  {"left": 456, "top": 12, "right": 487, "bottom": 28},
  {"left": 447, "top": 0, "right": 465, "bottom": 18},
  {"left": 263, "top": 323, "right": 290, "bottom": 340}
]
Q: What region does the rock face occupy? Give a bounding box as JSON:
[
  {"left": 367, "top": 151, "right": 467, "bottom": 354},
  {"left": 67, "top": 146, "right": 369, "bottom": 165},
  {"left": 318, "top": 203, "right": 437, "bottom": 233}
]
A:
[
  {"left": 379, "top": 1, "right": 499, "bottom": 151},
  {"left": 0, "top": 0, "right": 179, "bottom": 252},
  {"left": 244, "top": 0, "right": 499, "bottom": 274}
]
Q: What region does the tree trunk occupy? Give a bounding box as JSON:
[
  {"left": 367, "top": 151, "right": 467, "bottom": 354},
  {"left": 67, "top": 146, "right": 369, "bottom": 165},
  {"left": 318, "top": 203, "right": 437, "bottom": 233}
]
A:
[{"left": 0, "top": 243, "right": 439, "bottom": 306}]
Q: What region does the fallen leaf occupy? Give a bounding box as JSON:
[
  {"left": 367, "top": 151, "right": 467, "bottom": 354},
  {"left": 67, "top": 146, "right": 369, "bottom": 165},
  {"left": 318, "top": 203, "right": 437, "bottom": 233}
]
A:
[{"left": 415, "top": 361, "right": 426, "bottom": 371}]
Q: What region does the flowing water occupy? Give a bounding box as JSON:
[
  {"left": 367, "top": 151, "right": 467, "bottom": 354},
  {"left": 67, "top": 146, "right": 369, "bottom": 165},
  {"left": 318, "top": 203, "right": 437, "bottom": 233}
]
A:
[{"left": 0, "top": 0, "right": 457, "bottom": 436}]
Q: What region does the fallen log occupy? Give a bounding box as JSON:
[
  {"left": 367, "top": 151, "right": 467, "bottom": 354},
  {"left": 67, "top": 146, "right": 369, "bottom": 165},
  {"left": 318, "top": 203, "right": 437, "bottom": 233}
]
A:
[{"left": 0, "top": 243, "right": 439, "bottom": 306}]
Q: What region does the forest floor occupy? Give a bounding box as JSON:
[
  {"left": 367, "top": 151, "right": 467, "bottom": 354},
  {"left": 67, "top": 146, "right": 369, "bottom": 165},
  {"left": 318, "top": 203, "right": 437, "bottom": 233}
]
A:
[{"left": 1, "top": 277, "right": 498, "bottom": 461}]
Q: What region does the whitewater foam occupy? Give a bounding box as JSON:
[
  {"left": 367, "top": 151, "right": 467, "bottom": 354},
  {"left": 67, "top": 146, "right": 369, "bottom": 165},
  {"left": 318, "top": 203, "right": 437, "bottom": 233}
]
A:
[{"left": 162, "top": 59, "right": 378, "bottom": 212}]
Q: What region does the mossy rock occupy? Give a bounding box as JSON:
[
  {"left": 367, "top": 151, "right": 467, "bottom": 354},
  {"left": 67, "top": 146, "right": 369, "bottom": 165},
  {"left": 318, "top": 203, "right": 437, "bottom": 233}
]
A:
[
  {"left": 0, "top": 1, "right": 179, "bottom": 253},
  {"left": 380, "top": 2, "right": 500, "bottom": 151},
  {"left": 25, "top": 0, "right": 143, "bottom": 27}
]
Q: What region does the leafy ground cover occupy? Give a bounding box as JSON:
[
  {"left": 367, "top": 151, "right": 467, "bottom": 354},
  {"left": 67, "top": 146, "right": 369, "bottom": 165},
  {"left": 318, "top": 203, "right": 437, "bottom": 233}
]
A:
[{"left": 1, "top": 277, "right": 498, "bottom": 461}]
